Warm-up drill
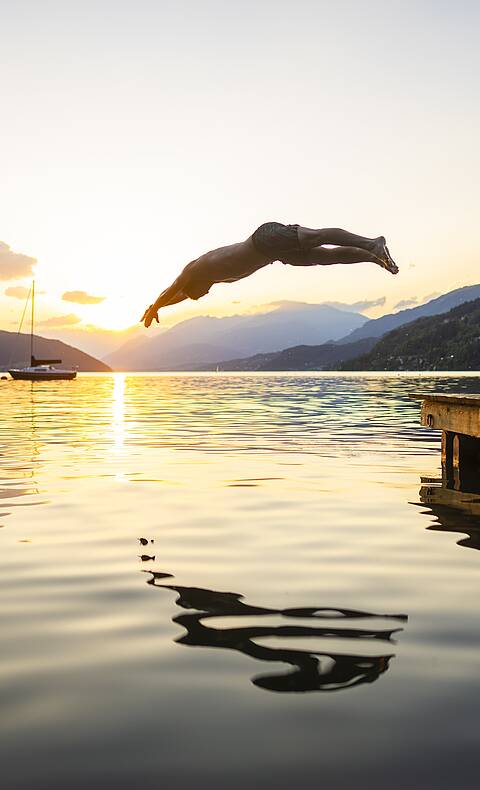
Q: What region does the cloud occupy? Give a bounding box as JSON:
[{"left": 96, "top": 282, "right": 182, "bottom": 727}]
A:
[
  {"left": 248, "top": 298, "right": 387, "bottom": 316},
  {"left": 323, "top": 296, "right": 386, "bottom": 313},
  {"left": 4, "top": 285, "right": 45, "bottom": 299},
  {"left": 0, "top": 241, "right": 36, "bottom": 280},
  {"left": 62, "top": 290, "right": 106, "bottom": 305},
  {"left": 394, "top": 297, "right": 419, "bottom": 310},
  {"left": 347, "top": 296, "right": 386, "bottom": 312},
  {"left": 394, "top": 292, "right": 441, "bottom": 311},
  {"left": 37, "top": 314, "right": 82, "bottom": 327},
  {"left": 5, "top": 285, "right": 30, "bottom": 299}
]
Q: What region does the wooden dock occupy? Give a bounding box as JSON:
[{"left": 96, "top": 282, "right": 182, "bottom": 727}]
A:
[{"left": 411, "top": 393, "right": 480, "bottom": 492}]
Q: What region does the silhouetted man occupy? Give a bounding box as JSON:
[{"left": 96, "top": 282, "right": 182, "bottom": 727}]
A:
[{"left": 141, "top": 222, "right": 399, "bottom": 327}]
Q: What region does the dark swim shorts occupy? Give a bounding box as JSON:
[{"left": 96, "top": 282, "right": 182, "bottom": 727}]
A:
[{"left": 252, "top": 222, "right": 309, "bottom": 265}]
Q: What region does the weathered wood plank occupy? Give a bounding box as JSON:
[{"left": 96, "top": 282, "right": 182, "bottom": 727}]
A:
[
  {"left": 419, "top": 400, "right": 480, "bottom": 436},
  {"left": 410, "top": 393, "right": 480, "bottom": 407},
  {"left": 419, "top": 480, "right": 480, "bottom": 517}
]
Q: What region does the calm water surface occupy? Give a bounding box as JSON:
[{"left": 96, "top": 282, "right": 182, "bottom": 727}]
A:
[{"left": 1, "top": 373, "right": 479, "bottom": 790}]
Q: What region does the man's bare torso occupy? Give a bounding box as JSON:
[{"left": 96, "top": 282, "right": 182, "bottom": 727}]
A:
[{"left": 188, "top": 236, "right": 270, "bottom": 284}]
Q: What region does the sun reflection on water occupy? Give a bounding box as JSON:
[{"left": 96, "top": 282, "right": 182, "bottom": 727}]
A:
[{"left": 112, "top": 373, "right": 126, "bottom": 453}]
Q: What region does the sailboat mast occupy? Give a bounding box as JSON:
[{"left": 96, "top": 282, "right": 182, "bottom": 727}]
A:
[{"left": 30, "top": 280, "right": 35, "bottom": 365}]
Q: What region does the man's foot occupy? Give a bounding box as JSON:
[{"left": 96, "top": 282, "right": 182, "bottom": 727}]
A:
[
  {"left": 383, "top": 242, "right": 399, "bottom": 274},
  {"left": 371, "top": 236, "right": 399, "bottom": 275}
]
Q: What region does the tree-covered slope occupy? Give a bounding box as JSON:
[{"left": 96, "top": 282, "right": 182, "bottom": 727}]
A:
[
  {"left": 341, "top": 298, "right": 480, "bottom": 371},
  {"left": 338, "top": 284, "right": 480, "bottom": 344},
  {"left": 196, "top": 337, "right": 376, "bottom": 371}
]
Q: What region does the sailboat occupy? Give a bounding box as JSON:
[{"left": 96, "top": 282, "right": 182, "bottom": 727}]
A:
[{"left": 9, "top": 282, "right": 77, "bottom": 381}]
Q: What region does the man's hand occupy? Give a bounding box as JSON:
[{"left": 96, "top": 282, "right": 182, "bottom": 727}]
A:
[{"left": 141, "top": 304, "right": 159, "bottom": 328}]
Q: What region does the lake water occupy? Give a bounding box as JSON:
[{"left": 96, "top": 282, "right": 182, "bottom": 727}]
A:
[{"left": 1, "top": 373, "right": 479, "bottom": 790}]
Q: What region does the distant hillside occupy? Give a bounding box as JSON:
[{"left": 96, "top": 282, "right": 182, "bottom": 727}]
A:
[
  {"left": 196, "top": 337, "right": 376, "bottom": 371},
  {"left": 339, "top": 284, "right": 480, "bottom": 344},
  {"left": 0, "top": 331, "right": 111, "bottom": 372},
  {"left": 106, "top": 301, "right": 367, "bottom": 371},
  {"left": 341, "top": 298, "right": 480, "bottom": 371}
]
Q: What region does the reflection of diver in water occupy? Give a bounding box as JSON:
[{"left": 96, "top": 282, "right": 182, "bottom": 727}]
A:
[{"left": 144, "top": 569, "right": 407, "bottom": 693}]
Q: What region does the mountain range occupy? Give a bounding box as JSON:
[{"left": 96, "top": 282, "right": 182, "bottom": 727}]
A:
[
  {"left": 106, "top": 284, "right": 480, "bottom": 371},
  {"left": 338, "top": 284, "right": 480, "bottom": 343},
  {"left": 105, "top": 301, "right": 367, "bottom": 371}
]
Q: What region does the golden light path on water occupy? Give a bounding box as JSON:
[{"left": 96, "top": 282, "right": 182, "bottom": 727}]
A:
[
  {"left": 112, "top": 372, "right": 126, "bottom": 454},
  {"left": 1, "top": 372, "right": 480, "bottom": 790}
]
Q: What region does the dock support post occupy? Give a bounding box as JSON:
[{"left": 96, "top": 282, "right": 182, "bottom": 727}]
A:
[
  {"left": 451, "top": 433, "right": 480, "bottom": 491},
  {"left": 441, "top": 431, "right": 454, "bottom": 486}
]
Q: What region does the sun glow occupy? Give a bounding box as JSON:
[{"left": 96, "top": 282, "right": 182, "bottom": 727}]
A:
[{"left": 78, "top": 298, "right": 139, "bottom": 332}]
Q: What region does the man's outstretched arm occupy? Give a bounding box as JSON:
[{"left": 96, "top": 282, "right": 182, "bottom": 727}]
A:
[{"left": 141, "top": 278, "right": 189, "bottom": 327}]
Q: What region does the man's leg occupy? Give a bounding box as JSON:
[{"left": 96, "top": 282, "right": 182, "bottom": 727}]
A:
[
  {"left": 296, "top": 227, "right": 398, "bottom": 273},
  {"left": 287, "top": 245, "right": 388, "bottom": 268},
  {"left": 297, "top": 226, "right": 379, "bottom": 252}
]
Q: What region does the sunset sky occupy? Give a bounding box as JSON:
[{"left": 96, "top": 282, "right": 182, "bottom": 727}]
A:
[{"left": 1, "top": 0, "right": 479, "bottom": 357}]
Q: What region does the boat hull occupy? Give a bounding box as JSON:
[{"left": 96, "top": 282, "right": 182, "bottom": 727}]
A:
[{"left": 8, "top": 370, "right": 77, "bottom": 381}]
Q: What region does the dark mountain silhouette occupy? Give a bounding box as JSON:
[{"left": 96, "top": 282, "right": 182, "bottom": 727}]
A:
[
  {"left": 105, "top": 301, "right": 367, "bottom": 371},
  {"left": 0, "top": 330, "right": 111, "bottom": 372},
  {"left": 341, "top": 298, "right": 480, "bottom": 370},
  {"left": 196, "top": 337, "right": 376, "bottom": 371},
  {"left": 338, "top": 284, "right": 480, "bottom": 344}
]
